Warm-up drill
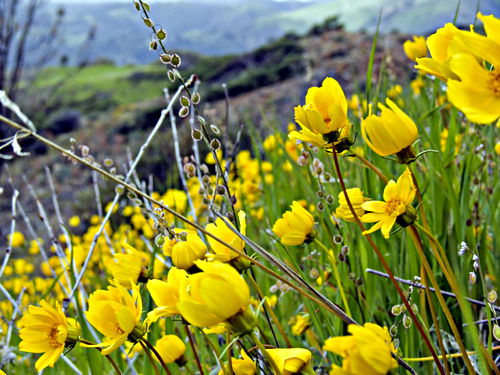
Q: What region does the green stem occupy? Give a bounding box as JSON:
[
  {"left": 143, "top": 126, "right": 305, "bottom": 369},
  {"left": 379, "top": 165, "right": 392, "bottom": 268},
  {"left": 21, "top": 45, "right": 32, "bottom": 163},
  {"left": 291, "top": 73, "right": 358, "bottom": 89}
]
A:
[
  {"left": 249, "top": 331, "right": 281, "bottom": 375},
  {"left": 141, "top": 338, "right": 173, "bottom": 375}
]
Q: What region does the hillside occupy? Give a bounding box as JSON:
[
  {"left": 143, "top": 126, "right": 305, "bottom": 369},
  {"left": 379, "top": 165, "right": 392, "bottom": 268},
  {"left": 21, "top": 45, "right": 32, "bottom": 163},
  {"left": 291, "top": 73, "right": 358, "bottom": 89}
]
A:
[{"left": 40, "top": 0, "right": 499, "bottom": 65}]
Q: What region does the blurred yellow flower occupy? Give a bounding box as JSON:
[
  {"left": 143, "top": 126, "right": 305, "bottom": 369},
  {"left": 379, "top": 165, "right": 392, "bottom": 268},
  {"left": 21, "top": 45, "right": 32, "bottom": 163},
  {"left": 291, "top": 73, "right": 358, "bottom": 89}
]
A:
[
  {"left": 386, "top": 84, "right": 402, "bottom": 99},
  {"left": 290, "top": 314, "right": 310, "bottom": 335},
  {"left": 272, "top": 201, "right": 315, "bottom": 245},
  {"left": 291, "top": 77, "right": 352, "bottom": 150},
  {"left": 267, "top": 348, "right": 313, "bottom": 375},
  {"left": 8, "top": 231, "right": 25, "bottom": 247},
  {"left": 154, "top": 335, "right": 186, "bottom": 364},
  {"left": 68, "top": 216, "right": 81, "bottom": 227},
  {"left": 86, "top": 282, "right": 144, "bottom": 355},
  {"left": 206, "top": 211, "right": 246, "bottom": 262},
  {"left": 19, "top": 300, "right": 80, "bottom": 372},
  {"left": 403, "top": 35, "right": 427, "bottom": 61},
  {"left": 334, "top": 188, "right": 369, "bottom": 223},
  {"left": 219, "top": 350, "right": 256, "bottom": 375},
  {"left": 177, "top": 261, "right": 250, "bottom": 328},
  {"left": 324, "top": 323, "right": 397, "bottom": 375},
  {"left": 361, "top": 168, "right": 416, "bottom": 238},
  {"left": 110, "top": 243, "right": 149, "bottom": 286},
  {"left": 361, "top": 99, "right": 418, "bottom": 159}
]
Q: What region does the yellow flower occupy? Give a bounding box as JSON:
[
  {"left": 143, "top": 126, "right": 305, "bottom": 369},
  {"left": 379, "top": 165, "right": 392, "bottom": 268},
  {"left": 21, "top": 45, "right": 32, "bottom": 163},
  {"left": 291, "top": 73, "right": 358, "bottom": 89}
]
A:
[
  {"left": 110, "top": 243, "right": 149, "bottom": 286},
  {"left": 171, "top": 232, "right": 208, "bottom": 269},
  {"left": 267, "top": 348, "right": 312, "bottom": 375},
  {"left": 19, "top": 300, "right": 80, "bottom": 372},
  {"left": 8, "top": 231, "right": 25, "bottom": 247},
  {"left": 415, "top": 23, "right": 462, "bottom": 80},
  {"left": 154, "top": 335, "right": 186, "bottom": 364},
  {"left": 206, "top": 211, "right": 246, "bottom": 262},
  {"left": 386, "top": 84, "right": 403, "bottom": 99},
  {"left": 403, "top": 35, "right": 427, "bottom": 61},
  {"left": 86, "top": 282, "right": 144, "bottom": 355},
  {"left": 219, "top": 350, "right": 256, "bottom": 375},
  {"left": 361, "top": 169, "right": 416, "bottom": 239},
  {"left": 324, "top": 323, "right": 398, "bottom": 375},
  {"left": 290, "top": 314, "right": 310, "bottom": 335},
  {"left": 445, "top": 17, "right": 500, "bottom": 124},
  {"left": 334, "top": 188, "right": 368, "bottom": 223},
  {"left": 68, "top": 216, "right": 81, "bottom": 227},
  {"left": 361, "top": 99, "right": 418, "bottom": 158},
  {"left": 146, "top": 267, "right": 188, "bottom": 323},
  {"left": 410, "top": 76, "right": 425, "bottom": 96},
  {"left": 272, "top": 201, "right": 315, "bottom": 245},
  {"left": 291, "top": 77, "right": 351, "bottom": 149},
  {"left": 177, "top": 261, "right": 250, "bottom": 328}
]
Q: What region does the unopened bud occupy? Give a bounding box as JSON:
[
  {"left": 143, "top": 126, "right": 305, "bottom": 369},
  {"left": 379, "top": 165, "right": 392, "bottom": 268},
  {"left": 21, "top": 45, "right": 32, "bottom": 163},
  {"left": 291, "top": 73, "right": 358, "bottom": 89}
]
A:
[
  {"left": 192, "top": 129, "right": 202, "bottom": 141},
  {"left": 179, "top": 106, "right": 189, "bottom": 118},
  {"left": 142, "top": 18, "right": 154, "bottom": 27},
  {"left": 210, "top": 139, "right": 221, "bottom": 150},
  {"left": 156, "top": 28, "right": 167, "bottom": 40}
]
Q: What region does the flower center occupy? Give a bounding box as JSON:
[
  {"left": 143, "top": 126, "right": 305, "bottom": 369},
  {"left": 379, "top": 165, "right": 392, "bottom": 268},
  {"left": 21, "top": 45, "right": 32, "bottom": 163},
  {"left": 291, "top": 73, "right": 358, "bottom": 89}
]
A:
[
  {"left": 385, "top": 197, "right": 406, "bottom": 216},
  {"left": 489, "top": 70, "right": 500, "bottom": 96},
  {"left": 48, "top": 324, "right": 65, "bottom": 348}
]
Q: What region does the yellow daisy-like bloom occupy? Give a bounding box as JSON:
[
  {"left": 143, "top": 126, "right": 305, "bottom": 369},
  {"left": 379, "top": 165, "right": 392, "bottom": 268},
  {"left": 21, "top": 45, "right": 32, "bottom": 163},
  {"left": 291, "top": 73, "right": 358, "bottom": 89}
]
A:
[
  {"left": 110, "top": 243, "right": 149, "bottom": 286},
  {"left": 68, "top": 216, "right": 81, "bottom": 227},
  {"left": 267, "top": 348, "right": 313, "bottom": 375},
  {"left": 361, "top": 99, "right": 418, "bottom": 158},
  {"left": 415, "top": 23, "right": 462, "bottom": 80},
  {"left": 334, "top": 188, "right": 369, "bottom": 223},
  {"left": 206, "top": 211, "right": 246, "bottom": 262},
  {"left": 290, "top": 77, "right": 351, "bottom": 149},
  {"left": 146, "top": 267, "right": 188, "bottom": 323},
  {"left": 177, "top": 261, "right": 250, "bottom": 328},
  {"left": 8, "top": 231, "right": 25, "bottom": 248},
  {"left": 445, "top": 14, "right": 500, "bottom": 124},
  {"left": 290, "top": 314, "right": 310, "bottom": 336},
  {"left": 19, "top": 300, "right": 80, "bottom": 372},
  {"left": 361, "top": 169, "right": 416, "bottom": 239},
  {"left": 86, "top": 282, "right": 144, "bottom": 355},
  {"left": 171, "top": 232, "right": 208, "bottom": 269},
  {"left": 324, "top": 323, "right": 398, "bottom": 375},
  {"left": 272, "top": 201, "right": 315, "bottom": 245},
  {"left": 403, "top": 35, "right": 427, "bottom": 61},
  {"left": 154, "top": 335, "right": 186, "bottom": 364},
  {"left": 219, "top": 350, "right": 256, "bottom": 375}
]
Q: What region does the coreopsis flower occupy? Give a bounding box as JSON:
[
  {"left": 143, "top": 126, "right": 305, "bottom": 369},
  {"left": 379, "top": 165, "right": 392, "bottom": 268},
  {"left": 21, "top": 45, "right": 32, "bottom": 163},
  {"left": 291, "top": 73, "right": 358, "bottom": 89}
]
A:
[
  {"left": 110, "top": 243, "right": 149, "bottom": 286},
  {"left": 86, "top": 282, "right": 144, "bottom": 355},
  {"left": 170, "top": 232, "right": 208, "bottom": 269},
  {"left": 415, "top": 23, "right": 461, "bottom": 80},
  {"left": 206, "top": 211, "right": 246, "bottom": 262},
  {"left": 361, "top": 99, "right": 418, "bottom": 162},
  {"left": 323, "top": 323, "right": 398, "bottom": 375},
  {"left": 445, "top": 14, "right": 500, "bottom": 124},
  {"left": 146, "top": 267, "right": 188, "bottom": 323},
  {"left": 273, "top": 201, "right": 315, "bottom": 245},
  {"left": 403, "top": 35, "right": 427, "bottom": 61},
  {"left": 334, "top": 188, "right": 368, "bottom": 223},
  {"left": 361, "top": 169, "right": 416, "bottom": 239},
  {"left": 19, "top": 300, "right": 80, "bottom": 372},
  {"left": 177, "top": 261, "right": 252, "bottom": 330},
  {"left": 267, "top": 348, "right": 313, "bottom": 375},
  {"left": 219, "top": 350, "right": 256, "bottom": 375},
  {"left": 154, "top": 335, "right": 186, "bottom": 365},
  {"left": 290, "top": 77, "right": 352, "bottom": 150}
]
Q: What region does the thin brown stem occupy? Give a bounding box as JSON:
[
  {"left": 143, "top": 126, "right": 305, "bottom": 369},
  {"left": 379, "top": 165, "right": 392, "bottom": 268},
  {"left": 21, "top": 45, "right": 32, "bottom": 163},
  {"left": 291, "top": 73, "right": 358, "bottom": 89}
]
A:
[
  {"left": 185, "top": 324, "right": 204, "bottom": 375},
  {"left": 331, "top": 148, "right": 441, "bottom": 375},
  {"left": 79, "top": 339, "right": 122, "bottom": 375},
  {"left": 141, "top": 338, "right": 173, "bottom": 375},
  {"left": 139, "top": 339, "right": 162, "bottom": 375}
]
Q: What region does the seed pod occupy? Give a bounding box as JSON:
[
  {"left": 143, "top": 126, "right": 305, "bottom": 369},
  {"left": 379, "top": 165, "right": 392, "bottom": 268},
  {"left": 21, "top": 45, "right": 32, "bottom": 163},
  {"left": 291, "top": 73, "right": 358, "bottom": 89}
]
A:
[
  {"left": 192, "top": 92, "right": 201, "bottom": 104},
  {"left": 180, "top": 96, "right": 190, "bottom": 107},
  {"left": 210, "top": 139, "right": 221, "bottom": 150},
  {"left": 160, "top": 54, "right": 171, "bottom": 64},
  {"left": 179, "top": 106, "right": 189, "bottom": 118},
  {"left": 156, "top": 28, "right": 167, "bottom": 40},
  {"left": 391, "top": 305, "right": 402, "bottom": 316},
  {"left": 171, "top": 54, "right": 181, "bottom": 68},
  {"left": 191, "top": 129, "right": 202, "bottom": 141},
  {"left": 403, "top": 314, "right": 412, "bottom": 329},
  {"left": 210, "top": 124, "right": 220, "bottom": 135},
  {"left": 149, "top": 40, "right": 158, "bottom": 50},
  {"left": 155, "top": 235, "right": 165, "bottom": 247},
  {"left": 168, "top": 70, "right": 176, "bottom": 82},
  {"left": 142, "top": 18, "right": 154, "bottom": 27}
]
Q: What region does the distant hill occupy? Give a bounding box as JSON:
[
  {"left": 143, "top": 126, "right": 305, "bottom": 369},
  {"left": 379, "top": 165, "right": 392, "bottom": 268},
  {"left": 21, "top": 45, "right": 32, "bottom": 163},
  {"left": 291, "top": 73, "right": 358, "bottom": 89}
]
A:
[{"left": 40, "top": 0, "right": 499, "bottom": 65}]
